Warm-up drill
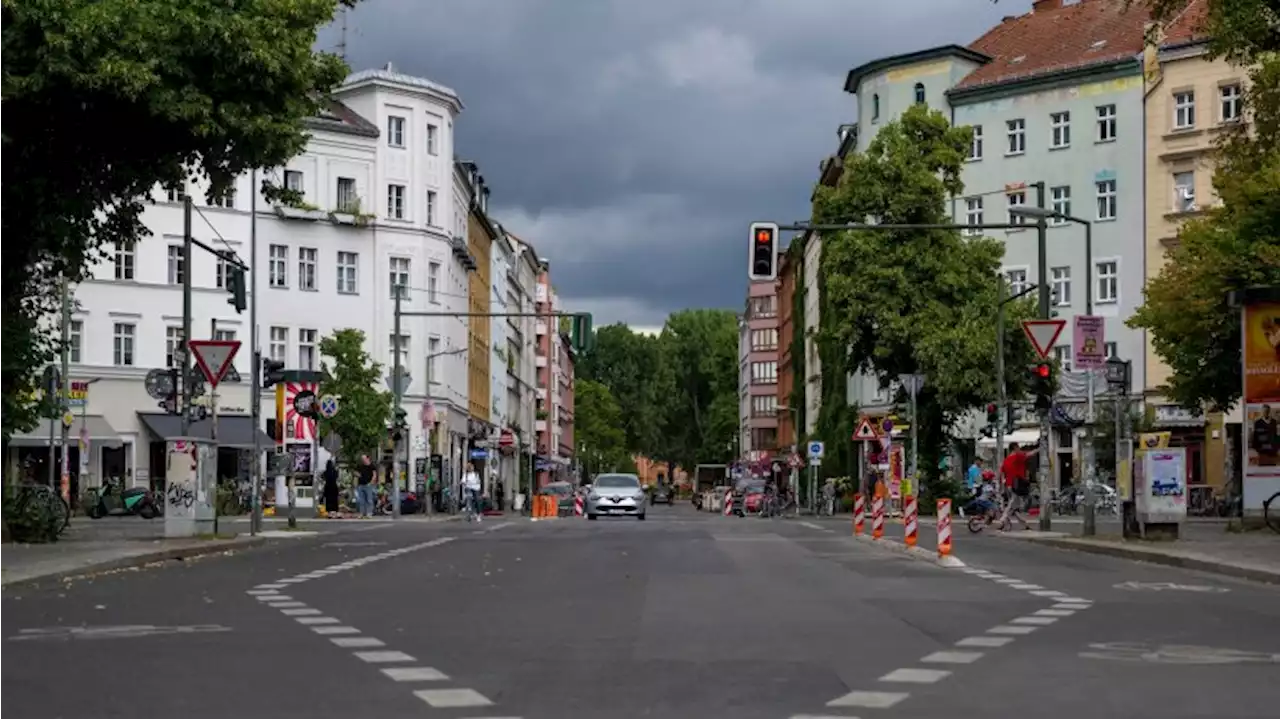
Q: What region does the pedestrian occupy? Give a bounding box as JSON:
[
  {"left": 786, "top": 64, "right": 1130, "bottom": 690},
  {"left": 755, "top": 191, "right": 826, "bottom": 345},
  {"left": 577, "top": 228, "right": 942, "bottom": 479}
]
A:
[
  {"left": 462, "top": 462, "right": 482, "bottom": 522},
  {"left": 495, "top": 480, "right": 505, "bottom": 512},
  {"left": 961, "top": 457, "right": 984, "bottom": 517},
  {"left": 322, "top": 459, "right": 340, "bottom": 517},
  {"left": 356, "top": 455, "right": 376, "bottom": 518},
  {"left": 998, "top": 444, "right": 1034, "bottom": 530}
]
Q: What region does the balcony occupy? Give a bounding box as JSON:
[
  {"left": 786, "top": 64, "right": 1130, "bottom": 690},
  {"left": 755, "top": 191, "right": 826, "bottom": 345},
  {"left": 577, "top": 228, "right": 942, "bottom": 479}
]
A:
[
  {"left": 535, "top": 321, "right": 549, "bottom": 336},
  {"left": 536, "top": 419, "right": 547, "bottom": 433},
  {"left": 535, "top": 284, "right": 548, "bottom": 303},
  {"left": 536, "top": 387, "right": 548, "bottom": 401},
  {"left": 535, "top": 354, "right": 547, "bottom": 368}
]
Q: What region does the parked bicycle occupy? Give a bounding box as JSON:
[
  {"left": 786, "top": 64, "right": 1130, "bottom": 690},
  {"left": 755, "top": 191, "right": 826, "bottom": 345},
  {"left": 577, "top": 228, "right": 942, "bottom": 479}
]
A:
[
  {"left": 5, "top": 481, "right": 71, "bottom": 541},
  {"left": 1265, "top": 491, "right": 1280, "bottom": 535}
]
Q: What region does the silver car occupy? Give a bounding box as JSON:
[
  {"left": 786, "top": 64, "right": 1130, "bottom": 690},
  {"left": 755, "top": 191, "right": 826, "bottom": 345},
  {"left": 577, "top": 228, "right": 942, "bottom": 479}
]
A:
[{"left": 586, "top": 474, "right": 646, "bottom": 521}]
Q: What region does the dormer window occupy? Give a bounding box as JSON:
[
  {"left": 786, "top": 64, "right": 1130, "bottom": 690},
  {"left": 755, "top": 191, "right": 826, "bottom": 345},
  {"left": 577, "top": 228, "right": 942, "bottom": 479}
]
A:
[{"left": 914, "top": 83, "right": 925, "bottom": 104}]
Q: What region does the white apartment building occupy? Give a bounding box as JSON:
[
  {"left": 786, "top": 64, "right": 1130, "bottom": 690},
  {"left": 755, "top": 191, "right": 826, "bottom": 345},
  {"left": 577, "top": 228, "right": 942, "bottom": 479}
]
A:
[
  {"left": 498, "top": 230, "right": 542, "bottom": 495},
  {"left": 40, "top": 65, "right": 473, "bottom": 496}
]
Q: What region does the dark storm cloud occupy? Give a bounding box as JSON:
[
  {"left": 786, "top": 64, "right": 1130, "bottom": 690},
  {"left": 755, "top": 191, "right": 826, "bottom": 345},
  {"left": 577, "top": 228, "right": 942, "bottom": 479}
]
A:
[{"left": 331, "top": 0, "right": 1031, "bottom": 327}]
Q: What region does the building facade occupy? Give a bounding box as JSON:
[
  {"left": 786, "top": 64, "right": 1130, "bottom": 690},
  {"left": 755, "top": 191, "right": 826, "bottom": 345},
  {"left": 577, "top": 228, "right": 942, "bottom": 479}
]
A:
[
  {"left": 776, "top": 247, "right": 798, "bottom": 453},
  {"left": 532, "top": 265, "right": 573, "bottom": 484},
  {"left": 739, "top": 279, "right": 780, "bottom": 456},
  {"left": 556, "top": 329, "right": 576, "bottom": 463}
]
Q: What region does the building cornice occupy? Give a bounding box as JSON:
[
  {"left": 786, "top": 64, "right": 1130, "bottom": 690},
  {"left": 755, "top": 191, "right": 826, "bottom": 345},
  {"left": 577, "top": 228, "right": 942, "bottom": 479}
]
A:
[
  {"left": 845, "top": 44, "right": 990, "bottom": 94},
  {"left": 947, "top": 57, "right": 1141, "bottom": 105}
]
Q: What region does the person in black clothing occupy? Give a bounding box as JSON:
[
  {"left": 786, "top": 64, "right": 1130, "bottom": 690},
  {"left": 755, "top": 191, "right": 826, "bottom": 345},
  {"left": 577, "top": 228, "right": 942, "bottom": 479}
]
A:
[
  {"left": 322, "top": 459, "right": 341, "bottom": 516},
  {"left": 356, "top": 455, "right": 376, "bottom": 517}
]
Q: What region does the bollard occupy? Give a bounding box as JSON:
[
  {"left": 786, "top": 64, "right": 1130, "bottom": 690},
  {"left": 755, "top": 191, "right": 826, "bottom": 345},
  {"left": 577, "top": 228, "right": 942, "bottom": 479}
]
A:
[
  {"left": 574, "top": 494, "right": 584, "bottom": 518},
  {"left": 853, "top": 493, "right": 865, "bottom": 536},
  {"left": 871, "top": 495, "right": 884, "bottom": 539},
  {"left": 904, "top": 494, "right": 918, "bottom": 547},
  {"left": 937, "top": 498, "right": 953, "bottom": 557},
  {"left": 723, "top": 491, "right": 734, "bottom": 516}
]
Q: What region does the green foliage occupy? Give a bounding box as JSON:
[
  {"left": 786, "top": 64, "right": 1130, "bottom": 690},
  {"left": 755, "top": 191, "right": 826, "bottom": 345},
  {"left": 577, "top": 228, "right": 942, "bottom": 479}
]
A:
[
  {"left": 318, "top": 329, "right": 392, "bottom": 467},
  {"left": 789, "top": 242, "right": 808, "bottom": 445},
  {"left": 1, "top": 0, "right": 358, "bottom": 441},
  {"left": 657, "top": 309, "right": 741, "bottom": 471},
  {"left": 2, "top": 485, "right": 65, "bottom": 543},
  {"left": 812, "top": 104, "right": 1037, "bottom": 487},
  {"left": 573, "top": 378, "right": 631, "bottom": 473},
  {"left": 576, "top": 324, "right": 667, "bottom": 456}
]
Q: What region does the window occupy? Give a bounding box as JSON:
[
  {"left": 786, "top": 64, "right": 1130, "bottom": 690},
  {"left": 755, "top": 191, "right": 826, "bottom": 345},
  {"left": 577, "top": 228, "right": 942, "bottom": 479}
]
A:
[
  {"left": 968, "top": 125, "right": 983, "bottom": 160},
  {"left": 1104, "top": 342, "right": 1118, "bottom": 359},
  {"left": 1051, "top": 266, "right": 1071, "bottom": 307},
  {"left": 387, "top": 115, "right": 405, "bottom": 147},
  {"left": 1220, "top": 84, "right": 1242, "bottom": 122},
  {"left": 1006, "top": 268, "right": 1029, "bottom": 297},
  {"left": 165, "top": 327, "right": 185, "bottom": 368},
  {"left": 1173, "top": 171, "right": 1196, "bottom": 212},
  {"left": 215, "top": 254, "right": 228, "bottom": 289},
  {"left": 298, "top": 247, "right": 317, "bottom": 291},
  {"left": 387, "top": 184, "right": 405, "bottom": 219},
  {"left": 336, "top": 177, "right": 357, "bottom": 212},
  {"left": 389, "top": 334, "right": 410, "bottom": 369},
  {"left": 1007, "top": 191, "right": 1027, "bottom": 225},
  {"left": 113, "top": 323, "right": 135, "bottom": 366},
  {"left": 1006, "top": 118, "right": 1026, "bottom": 155},
  {"left": 68, "top": 321, "right": 83, "bottom": 363},
  {"left": 1096, "top": 104, "right": 1117, "bottom": 142},
  {"left": 428, "top": 261, "right": 440, "bottom": 303},
  {"left": 213, "top": 328, "right": 236, "bottom": 342},
  {"left": 427, "top": 123, "right": 439, "bottom": 155},
  {"left": 114, "top": 242, "right": 135, "bottom": 280},
  {"left": 167, "top": 244, "right": 185, "bottom": 285},
  {"left": 752, "top": 394, "right": 778, "bottom": 418},
  {"left": 1096, "top": 260, "right": 1118, "bottom": 304},
  {"left": 749, "top": 295, "right": 775, "bottom": 318},
  {"left": 1050, "top": 185, "right": 1071, "bottom": 225},
  {"left": 750, "top": 328, "right": 778, "bottom": 352},
  {"left": 337, "top": 251, "right": 358, "bottom": 294},
  {"left": 269, "top": 244, "right": 288, "bottom": 287},
  {"left": 1050, "top": 111, "right": 1071, "bottom": 148},
  {"left": 1053, "top": 345, "right": 1073, "bottom": 373},
  {"left": 166, "top": 186, "right": 186, "bottom": 203},
  {"left": 1095, "top": 179, "right": 1117, "bottom": 220},
  {"left": 390, "top": 257, "right": 410, "bottom": 300},
  {"left": 914, "top": 82, "right": 925, "bottom": 104},
  {"left": 269, "top": 327, "right": 288, "bottom": 362},
  {"left": 964, "top": 197, "right": 984, "bottom": 235},
  {"left": 750, "top": 361, "right": 778, "bottom": 384},
  {"left": 872, "top": 94, "right": 880, "bottom": 121},
  {"left": 1174, "top": 90, "right": 1196, "bottom": 129},
  {"left": 285, "top": 170, "right": 304, "bottom": 193},
  {"left": 428, "top": 336, "right": 441, "bottom": 383},
  {"left": 426, "top": 190, "right": 438, "bottom": 226},
  {"left": 298, "top": 329, "right": 317, "bottom": 370},
  {"left": 210, "top": 186, "right": 236, "bottom": 209}
]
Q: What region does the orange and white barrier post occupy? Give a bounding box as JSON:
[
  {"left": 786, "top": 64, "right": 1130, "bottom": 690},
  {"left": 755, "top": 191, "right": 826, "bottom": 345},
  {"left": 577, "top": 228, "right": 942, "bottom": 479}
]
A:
[
  {"left": 723, "top": 491, "right": 734, "bottom": 516},
  {"left": 871, "top": 495, "right": 884, "bottom": 539},
  {"left": 937, "top": 498, "right": 953, "bottom": 557},
  {"left": 574, "top": 494, "right": 584, "bottom": 517},
  {"left": 903, "top": 494, "right": 918, "bottom": 547},
  {"left": 853, "top": 493, "right": 865, "bottom": 536}
]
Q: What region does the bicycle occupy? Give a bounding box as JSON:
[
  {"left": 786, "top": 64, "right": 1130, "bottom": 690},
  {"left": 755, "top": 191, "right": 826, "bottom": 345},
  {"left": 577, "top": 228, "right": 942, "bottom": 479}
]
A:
[
  {"left": 7, "top": 482, "right": 71, "bottom": 540},
  {"left": 1264, "top": 491, "right": 1280, "bottom": 535}
]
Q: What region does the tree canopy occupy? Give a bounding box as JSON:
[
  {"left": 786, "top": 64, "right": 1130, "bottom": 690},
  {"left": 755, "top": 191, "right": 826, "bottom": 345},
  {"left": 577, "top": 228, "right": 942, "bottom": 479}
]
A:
[
  {"left": 318, "top": 329, "right": 392, "bottom": 467},
  {"left": 1, "top": 0, "right": 357, "bottom": 440},
  {"left": 572, "top": 378, "right": 631, "bottom": 474}
]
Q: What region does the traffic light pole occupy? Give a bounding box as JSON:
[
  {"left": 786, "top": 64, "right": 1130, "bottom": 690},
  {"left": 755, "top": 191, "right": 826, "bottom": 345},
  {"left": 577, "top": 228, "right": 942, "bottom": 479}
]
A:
[
  {"left": 1032, "top": 182, "right": 1053, "bottom": 532},
  {"left": 249, "top": 169, "right": 262, "bottom": 536},
  {"left": 392, "top": 292, "right": 404, "bottom": 518}
]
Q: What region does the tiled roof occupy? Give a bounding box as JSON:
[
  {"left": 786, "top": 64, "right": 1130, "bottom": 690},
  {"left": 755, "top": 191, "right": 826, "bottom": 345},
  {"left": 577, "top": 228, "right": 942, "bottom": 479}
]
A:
[
  {"left": 1159, "top": 0, "right": 1209, "bottom": 46},
  {"left": 303, "top": 98, "right": 380, "bottom": 138},
  {"left": 953, "top": 0, "right": 1151, "bottom": 91}
]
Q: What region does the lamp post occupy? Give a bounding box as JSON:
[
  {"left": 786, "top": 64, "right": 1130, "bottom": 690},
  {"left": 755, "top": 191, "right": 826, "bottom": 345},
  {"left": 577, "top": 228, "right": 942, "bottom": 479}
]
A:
[{"left": 1009, "top": 205, "right": 1095, "bottom": 533}]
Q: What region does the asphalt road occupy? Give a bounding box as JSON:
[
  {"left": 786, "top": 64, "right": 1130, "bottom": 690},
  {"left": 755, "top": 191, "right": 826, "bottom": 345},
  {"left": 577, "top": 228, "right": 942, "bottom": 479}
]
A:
[{"left": 4, "top": 505, "right": 1278, "bottom": 719}]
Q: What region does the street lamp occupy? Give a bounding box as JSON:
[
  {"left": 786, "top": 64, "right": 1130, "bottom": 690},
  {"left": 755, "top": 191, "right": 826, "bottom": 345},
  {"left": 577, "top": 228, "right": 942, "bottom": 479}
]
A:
[{"left": 1008, "top": 205, "right": 1097, "bottom": 534}]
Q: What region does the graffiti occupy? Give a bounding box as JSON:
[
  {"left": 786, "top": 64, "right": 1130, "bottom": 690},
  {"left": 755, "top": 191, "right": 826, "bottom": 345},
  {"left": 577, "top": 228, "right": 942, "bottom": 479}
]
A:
[{"left": 166, "top": 483, "right": 195, "bottom": 510}]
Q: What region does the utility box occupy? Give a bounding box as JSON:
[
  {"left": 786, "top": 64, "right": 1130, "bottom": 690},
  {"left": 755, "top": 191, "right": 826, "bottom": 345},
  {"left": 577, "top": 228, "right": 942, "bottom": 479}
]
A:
[
  {"left": 1134, "top": 443, "right": 1187, "bottom": 539},
  {"left": 164, "top": 438, "right": 216, "bottom": 538}
]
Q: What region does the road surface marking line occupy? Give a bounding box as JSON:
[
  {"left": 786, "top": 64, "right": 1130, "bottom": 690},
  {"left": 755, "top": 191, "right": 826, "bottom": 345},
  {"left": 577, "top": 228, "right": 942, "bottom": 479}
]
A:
[
  {"left": 1034, "top": 609, "right": 1076, "bottom": 617},
  {"left": 1052, "top": 603, "right": 1092, "bottom": 610},
  {"left": 265, "top": 601, "right": 307, "bottom": 608},
  {"left": 296, "top": 617, "right": 341, "bottom": 625},
  {"left": 987, "top": 625, "right": 1038, "bottom": 635},
  {"left": 790, "top": 715, "right": 860, "bottom": 719},
  {"left": 920, "top": 651, "right": 984, "bottom": 664},
  {"left": 981, "top": 574, "right": 1007, "bottom": 580},
  {"left": 381, "top": 667, "right": 449, "bottom": 682},
  {"left": 799, "top": 521, "right": 826, "bottom": 531},
  {"left": 254, "top": 594, "right": 289, "bottom": 601},
  {"left": 1055, "top": 597, "right": 1091, "bottom": 604},
  {"left": 961, "top": 567, "right": 986, "bottom": 574},
  {"left": 1011, "top": 616, "right": 1058, "bottom": 626},
  {"left": 413, "top": 688, "right": 494, "bottom": 708},
  {"left": 1009, "top": 583, "right": 1043, "bottom": 590},
  {"left": 827, "top": 690, "right": 910, "bottom": 708},
  {"left": 312, "top": 626, "right": 362, "bottom": 635},
  {"left": 879, "top": 668, "right": 951, "bottom": 683},
  {"left": 246, "top": 589, "right": 282, "bottom": 595},
  {"left": 280, "top": 608, "right": 323, "bottom": 616},
  {"left": 956, "top": 636, "right": 1014, "bottom": 648},
  {"left": 995, "top": 578, "right": 1022, "bottom": 584},
  {"left": 331, "top": 636, "right": 386, "bottom": 648},
  {"left": 1030, "top": 590, "right": 1067, "bottom": 597},
  {"left": 354, "top": 650, "right": 416, "bottom": 663},
  {"left": 253, "top": 583, "right": 287, "bottom": 590}
]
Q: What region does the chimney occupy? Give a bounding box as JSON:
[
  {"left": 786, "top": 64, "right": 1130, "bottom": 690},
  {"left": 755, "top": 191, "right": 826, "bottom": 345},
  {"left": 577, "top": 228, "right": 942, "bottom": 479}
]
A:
[{"left": 1032, "top": 0, "right": 1062, "bottom": 11}]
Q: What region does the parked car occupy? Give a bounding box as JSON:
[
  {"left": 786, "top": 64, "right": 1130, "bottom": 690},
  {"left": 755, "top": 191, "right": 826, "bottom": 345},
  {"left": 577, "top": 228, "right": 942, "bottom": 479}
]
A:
[
  {"left": 537, "top": 481, "right": 577, "bottom": 515},
  {"left": 586, "top": 473, "right": 646, "bottom": 520},
  {"left": 650, "top": 484, "right": 673, "bottom": 505}
]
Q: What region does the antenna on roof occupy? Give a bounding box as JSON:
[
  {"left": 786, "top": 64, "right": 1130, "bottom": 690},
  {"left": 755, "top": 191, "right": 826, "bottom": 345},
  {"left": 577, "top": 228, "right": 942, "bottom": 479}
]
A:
[{"left": 337, "top": 7, "right": 348, "bottom": 62}]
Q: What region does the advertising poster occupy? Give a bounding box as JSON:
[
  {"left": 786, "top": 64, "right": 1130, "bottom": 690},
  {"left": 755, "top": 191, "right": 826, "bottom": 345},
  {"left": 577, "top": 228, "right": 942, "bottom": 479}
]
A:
[
  {"left": 1073, "top": 315, "right": 1106, "bottom": 370},
  {"left": 1143, "top": 448, "right": 1186, "bottom": 520},
  {"left": 1243, "top": 301, "right": 1280, "bottom": 480}
]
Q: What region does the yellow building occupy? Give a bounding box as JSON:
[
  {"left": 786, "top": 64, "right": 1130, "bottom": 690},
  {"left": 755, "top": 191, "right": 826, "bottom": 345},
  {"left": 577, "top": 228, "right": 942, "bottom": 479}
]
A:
[
  {"left": 1142, "top": 9, "right": 1248, "bottom": 490},
  {"left": 467, "top": 197, "right": 496, "bottom": 424}
]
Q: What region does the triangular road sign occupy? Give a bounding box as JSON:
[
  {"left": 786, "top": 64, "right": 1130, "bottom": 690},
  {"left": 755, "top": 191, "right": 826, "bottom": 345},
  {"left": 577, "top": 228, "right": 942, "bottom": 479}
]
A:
[
  {"left": 1021, "top": 319, "right": 1066, "bottom": 359},
  {"left": 852, "top": 417, "right": 879, "bottom": 441},
  {"left": 188, "top": 340, "right": 241, "bottom": 388}
]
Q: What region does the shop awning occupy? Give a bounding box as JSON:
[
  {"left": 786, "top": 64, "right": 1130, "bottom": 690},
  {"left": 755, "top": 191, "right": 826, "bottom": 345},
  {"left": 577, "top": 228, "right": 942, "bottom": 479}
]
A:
[
  {"left": 137, "top": 412, "right": 275, "bottom": 450},
  {"left": 7, "top": 416, "right": 123, "bottom": 448},
  {"left": 977, "top": 428, "right": 1042, "bottom": 448}
]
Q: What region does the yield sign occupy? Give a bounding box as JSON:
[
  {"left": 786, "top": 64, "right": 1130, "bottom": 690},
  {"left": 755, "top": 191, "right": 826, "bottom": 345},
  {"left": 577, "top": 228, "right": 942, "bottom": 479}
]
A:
[
  {"left": 187, "top": 340, "right": 241, "bottom": 388},
  {"left": 852, "top": 416, "right": 879, "bottom": 441},
  {"left": 1021, "top": 319, "right": 1066, "bottom": 359}
]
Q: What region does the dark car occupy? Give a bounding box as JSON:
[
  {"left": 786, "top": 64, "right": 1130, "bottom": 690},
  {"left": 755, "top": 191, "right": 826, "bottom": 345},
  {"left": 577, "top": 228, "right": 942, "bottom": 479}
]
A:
[
  {"left": 537, "top": 481, "right": 577, "bottom": 516},
  {"left": 650, "top": 484, "right": 673, "bottom": 505}
]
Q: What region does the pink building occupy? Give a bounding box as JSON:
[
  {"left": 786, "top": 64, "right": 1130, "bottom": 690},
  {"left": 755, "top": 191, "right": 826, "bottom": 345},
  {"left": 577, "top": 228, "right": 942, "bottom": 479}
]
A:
[
  {"left": 557, "top": 330, "right": 575, "bottom": 461},
  {"left": 739, "top": 279, "right": 779, "bottom": 456}
]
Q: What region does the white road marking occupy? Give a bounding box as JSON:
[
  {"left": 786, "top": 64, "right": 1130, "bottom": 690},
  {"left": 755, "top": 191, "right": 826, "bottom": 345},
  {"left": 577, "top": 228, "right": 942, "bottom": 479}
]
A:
[
  {"left": 1011, "top": 616, "right": 1058, "bottom": 626},
  {"left": 246, "top": 589, "right": 281, "bottom": 595},
  {"left": 312, "top": 626, "right": 362, "bottom": 635},
  {"left": 1034, "top": 609, "right": 1076, "bottom": 617},
  {"left": 413, "top": 688, "right": 494, "bottom": 708},
  {"left": 1029, "top": 590, "right": 1066, "bottom": 597},
  {"left": 265, "top": 601, "right": 307, "bottom": 608},
  {"left": 995, "top": 578, "right": 1022, "bottom": 584},
  {"left": 988, "top": 625, "right": 1038, "bottom": 635},
  {"left": 354, "top": 650, "right": 417, "bottom": 663},
  {"left": 879, "top": 668, "right": 951, "bottom": 683},
  {"left": 280, "top": 608, "right": 322, "bottom": 616},
  {"left": 381, "top": 667, "right": 449, "bottom": 682},
  {"left": 1053, "top": 603, "right": 1092, "bottom": 610},
  {"left": 296, "top": 617, "right": 341, "bottom": 625},
  {"left": 331, "top": 637, "right": 386, "bottom": 648},
  {"left": 799, "top": 521, "right": 828, "bottom": 531},
  {"left": 920, "top": 650, "right": 984, "bottom": 664},
  {"left": 956, "top": 636, "right": 1014, "bottom": 648},
  {"left": 1010, "top": 583, "right": 1043, "bottom": 590},
  {"left": 255, "top": 594, "right": 290, "bottom": 602},
  {"left": 254, "top": 584, "right": 286, "bottom": 590},
  {"left": 1055, "top": 597, "right": 1091, "bottom": 604},
  {"left": 827, "top": 690, "right": 910, "bottom": 708},
  {"left": 791, "top": 716, "right": 860, "bottom": 719}
]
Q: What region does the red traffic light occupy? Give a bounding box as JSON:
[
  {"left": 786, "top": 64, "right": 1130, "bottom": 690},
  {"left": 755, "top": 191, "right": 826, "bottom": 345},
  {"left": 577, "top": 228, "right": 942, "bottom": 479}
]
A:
[
  {"left": 1035, "top": 363, "right": 1051, "bottom": 378},
  {"left": 986, "top": 403, "right": 997, "bottom": 413},
  {"left": 756, "top": 229, "right": 773, "bottom": 243}
]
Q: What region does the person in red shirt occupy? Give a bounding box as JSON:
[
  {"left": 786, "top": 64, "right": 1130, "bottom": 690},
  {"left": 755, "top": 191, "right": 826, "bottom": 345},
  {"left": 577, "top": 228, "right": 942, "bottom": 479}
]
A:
[{"left": 998, "top": 444, "right": 1035, "bottom": 530}]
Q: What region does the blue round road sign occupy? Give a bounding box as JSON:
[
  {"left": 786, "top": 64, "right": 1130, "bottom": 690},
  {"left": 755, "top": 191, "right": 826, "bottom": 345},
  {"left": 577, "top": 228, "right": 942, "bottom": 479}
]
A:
[{"left": 318, "top": 394, "right": 340, "bottom": 419}]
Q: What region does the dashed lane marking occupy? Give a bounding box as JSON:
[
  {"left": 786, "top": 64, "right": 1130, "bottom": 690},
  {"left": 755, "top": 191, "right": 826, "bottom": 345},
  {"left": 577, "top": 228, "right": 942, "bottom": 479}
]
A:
[
  {"left": 955, "top": 636, "right": 1014, "bottom": 648},
  {"left": 313, "top": 626, "right": 361, "bottom": 635},
  {"left": 920, "top": 650, "right": 985, "bottom": 664},
  {"left": 987, "top": 625, "right": 1039, "bottom": 635},
  {"left": 879, "top": 668, "right": 952, "bottom": 684},
  {"left": 826, "top": 690, "right": 910, "bottom": 709},
  {"left": 354, "top": 650, "right": 417, "bottom": 664},
  {"left": 280, "top": 608, "right": 322, "bottom": 616},
  {"left": 332, "top": 637, "right": 386, "bottom": 648},
  {"left": 413, "top": 688, "right": 494, "bottom": 708},
  {"left": 1011, "top": 616, "right": 1059, "bottom": 626},
  {"left": 382, "top": 667, "right": 449, "bottom": 682},
  {"left": 296, "top": 617, "right": 340, "bottom": 625}
]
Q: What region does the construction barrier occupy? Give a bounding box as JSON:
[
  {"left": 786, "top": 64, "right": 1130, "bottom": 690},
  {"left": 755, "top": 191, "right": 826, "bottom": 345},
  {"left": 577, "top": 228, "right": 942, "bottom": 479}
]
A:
[
  {"left": 853, "top": 493, "right": 865, "bottom": 536},
  {"left": 903, "top": 494, "right": 918, "bottom": 547},
  {"left": 723, "top": 491, "right": 734, "bottom": 516},
  {"left": 937, "top": 498, "right": 953, "bottom": 557},
  {"left": 532, "top": 495, "right": 559, "bottom": 519},
  {"left": 574, "top": 494, "right": 584, "bottom": 517},
  {"left": 871, "top": 495, "right": 885, "bottom": 540}
]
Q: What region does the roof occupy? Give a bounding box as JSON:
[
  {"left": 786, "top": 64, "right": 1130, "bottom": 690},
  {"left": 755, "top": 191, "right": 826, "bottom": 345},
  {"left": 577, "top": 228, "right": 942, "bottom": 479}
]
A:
[
  {"left": 303, "top": 98, "right": 380, "bottom": 138},
  {"left": 953, "top": 0, "right": 1151, "bottom": 92},
  {"left": 1159, "top": 0, "right": 1210, "bottom": 47},
  {"left": 341, "top": 65, "right": 464, "bottom": 114},
  {"left": 844, "top": 44, "right": 990, "bottom": 93}
]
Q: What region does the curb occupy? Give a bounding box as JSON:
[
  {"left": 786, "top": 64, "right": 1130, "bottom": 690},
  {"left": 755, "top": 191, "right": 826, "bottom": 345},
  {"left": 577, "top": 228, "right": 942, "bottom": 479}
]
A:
[
  {"left": 1029, "top": 537, "right": 1280, "bottom": 586},
  {"left": 851, "top": 533, "right": 966, "bottom": 568},
  {"left": 2, "top": 537, "right": 267, "bottom": 589}
]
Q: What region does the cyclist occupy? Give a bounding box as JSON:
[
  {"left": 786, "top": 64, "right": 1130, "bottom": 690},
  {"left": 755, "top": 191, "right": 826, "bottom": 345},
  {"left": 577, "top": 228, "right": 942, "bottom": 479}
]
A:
[{"left": 461, "top": 462, "right": 482, "bottom": 522}]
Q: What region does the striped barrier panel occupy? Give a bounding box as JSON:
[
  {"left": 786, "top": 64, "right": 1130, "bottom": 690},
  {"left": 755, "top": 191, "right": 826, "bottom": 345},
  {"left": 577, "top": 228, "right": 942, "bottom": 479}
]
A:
[
  {"left": 871, "top": 495, "right": 885, "bottom": 540},
  {"left": 723, "top": 491, "right": 734, "bottom": 516},
  {"left": 574, "top": 494, "right": 584, "bottom": 517},
  {"left": 937, "top": 498, "right": 953, "bottom": 557},
  {"left": 903, "top": 495, "right": 918, "bottom": 547},
  {"left": 853, "top": 493, "right": 865, "bottom": 536}
]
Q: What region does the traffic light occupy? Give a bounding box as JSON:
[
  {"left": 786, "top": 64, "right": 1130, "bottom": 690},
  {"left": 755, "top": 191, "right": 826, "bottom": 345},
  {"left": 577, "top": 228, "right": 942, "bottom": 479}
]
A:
[
  {"left": 748, "top": 222, "right": 779, "bottom": 281},
  {"left": 391, "top": 407, "right": 408, "bottom": 441},
  {"left": 986, "top": 403, "right": 999, "bottom": 426},
  {"left": 262, "top": 357, "right": 286, "bottom": 389},
  {"left": 226, "top": 265, "right": 247, "bottom": 313},
  {"left": 1030, "top": 361, "right": 1054, "bottom": 411},
  {"left": 570, "top": 313, "right": 594, "bottom": 353}
]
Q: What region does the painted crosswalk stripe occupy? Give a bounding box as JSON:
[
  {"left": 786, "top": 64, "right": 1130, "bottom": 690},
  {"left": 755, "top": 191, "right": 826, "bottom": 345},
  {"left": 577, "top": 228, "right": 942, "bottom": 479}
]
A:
[
  {"left": 880, "top": 668, "right": 951, "bottom": 683},
  {"left": 265, "top": 601, "right": 307, "bottom": 608},
  {"left": 354, "top": 650, "right": 416, "bottom": 663},
  {"left": 281, "top": 608, "right": 322, "bottom": 616},
  {"left": 1030, "top": 590, "right": 1067, "bottom": 597},
  {"left": 1053, "top": 603, "right": 1092, "bottom": 610},
  {"left": 1012, "top": 616, "right": 1058, "bottom": 626},
  {"left": 331, "top": 637, "right": 385, "bottom": 648},
  {"left": 312, "top": 626, "right": 362, "bottom": 635},
  {"left": 956, "top": 636, "right": 1014, "bottom": 648},
  {"left": 255, "top": 594, "right": 290, "bottom": 602},
  {"left": 920, "top": 650, "right": 984, "bottom": 664},
  {"left": 246, "top": 589, "right": 281, "bottom": 595},
  {"left": 1034, "top": 609, "right": 1076, "bottom": 617},
  {"left": 381, "top": 667, "right": 449, "bottom": 682},
  {"left": 988, "top": 625, "right": 1038, "bottom": 635},
  {"left": 827, "top": 690, "right": 910, "bottom": 708},
  {"left": 296, "top": 617, "right": 340, "bottom": 625},
  {"left": 413, "top": 688, "right": 494, "bottom": 708}
]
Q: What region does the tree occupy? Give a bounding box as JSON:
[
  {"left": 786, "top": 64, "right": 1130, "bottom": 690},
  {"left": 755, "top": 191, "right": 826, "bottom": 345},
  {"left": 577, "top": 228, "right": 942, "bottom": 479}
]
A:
[
  {"left": 573, "top": 379, "right": 631, "bottom": 473},
  {"left": 812, "top": 104, "right": 1037, "bottom": 486},
  {"left": 656, "top": 309, "right": 740, "bottom": 472},
  {"left": 575, "top": 324, "right": 666, "bottom": 456},
  {"left": 2, "top": 0, "right": 358, "bottom": 440},
  {"left": 318, "top": 329, "right": 392, "bottom": 467}
]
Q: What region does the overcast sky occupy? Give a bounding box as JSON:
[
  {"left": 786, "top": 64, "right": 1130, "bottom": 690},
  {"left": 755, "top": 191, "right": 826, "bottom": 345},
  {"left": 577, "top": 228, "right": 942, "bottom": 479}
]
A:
[{"left": 327, "top": 0, "right": 1032, "bottom": 330}]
